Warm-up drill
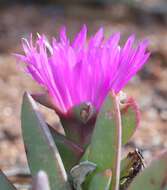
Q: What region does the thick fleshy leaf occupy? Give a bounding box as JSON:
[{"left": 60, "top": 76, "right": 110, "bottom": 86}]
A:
[
  {"left": 50, "top": 127, "right": 83, "bottom": 171},
  {"left": 21, "top": 92, "right": 72, "bottom": 190},
  {"left": 70, "top": 161, "right": 96, "bottom": 190},
  {"left": 84, "top": 92, "right": 122, "bottom": 190},
  {"left": 0, "top": 170, "right": 16, "bottom": 190},
  {"left": 87, "top": 93, "right": 118, "bottom": 171},
  {"left": 121, "top": 98, "right": 140, "bottom": 145},
  {"left": 88, "top": 171, "right": 112, "bottom": 190},
  {"left": 129, "top": 151, "right": 167, "bottom": 190},
  {"left": 81, "top": 96, "right": 139, "bottom": 165}
]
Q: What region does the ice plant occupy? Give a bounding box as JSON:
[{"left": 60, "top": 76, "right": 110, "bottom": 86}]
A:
[
  {"left": 15, "top": 26, "right": 150, "bottom": 151},
  {"left": 2, "top": 26, "right": 167, "bottom": 190},
  {"left": 16, "top": 25, "right": 149, "bottom": 115}
]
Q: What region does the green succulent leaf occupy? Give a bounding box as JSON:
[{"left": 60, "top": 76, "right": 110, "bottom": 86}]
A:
[
  {"left": 21, "top": 92, "right": 72, "bottom": 190},
  {"left": 88, "top": 171, "right": 112, "bottom": 190},
  {"left": 85, "top": 93, "right": 118, "bottom": 172},
  {"left": 0, "top": 170, "right": 17, "bottom": 190},
  {"left": 70, "top": 161, "right": 96, "bottom": 190},
  {"left": 129, "top": 151, "right": 167, "bottom": 190},
  {"left": 80, "top": 94, "right": 139, "bottom": 189},
  {"left": 50, "top": 127, "right": 83, "bottom": 171},
  {"left": 81, "top": 96, "right": 139, "bottom": 166},
  {"left": 121, "top": 98, "right": 140, "bottom": 145}
]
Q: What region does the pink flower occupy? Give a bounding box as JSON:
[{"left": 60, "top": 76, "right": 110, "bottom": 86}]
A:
[{"left": 16, "top": 25, "right": 150, "bottom": 114}]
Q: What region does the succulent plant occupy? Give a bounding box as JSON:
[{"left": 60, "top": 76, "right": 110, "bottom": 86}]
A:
[{"left": 1, "top": 25, "right": 167, "bottom": 190}]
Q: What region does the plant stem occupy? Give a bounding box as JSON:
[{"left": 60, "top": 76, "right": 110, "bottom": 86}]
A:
[{"left": 110, "top": 91, "right": 122, "bottom": 190}]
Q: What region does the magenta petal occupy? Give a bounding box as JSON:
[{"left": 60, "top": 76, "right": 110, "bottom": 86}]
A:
[
  {"left": 89, "top": 27, "right": 104, "bottom": 48},
  {"left": 59, "top": 26, "right": 69, "bottom": 45},
  {"left": 72, "top": 25, "right": 87, "bottom": 51},
  {"left": 16, "top": 25, "right": 150, "bottom": 114}
]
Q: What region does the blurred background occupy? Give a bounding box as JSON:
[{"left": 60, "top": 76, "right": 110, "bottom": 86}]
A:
[{"left": 0, "top": 0, "right": 167, "bottom": 187}]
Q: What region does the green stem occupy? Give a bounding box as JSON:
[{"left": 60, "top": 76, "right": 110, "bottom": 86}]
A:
[{"left": 110, "top": 91, "right": 122, "bottom": 190}]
